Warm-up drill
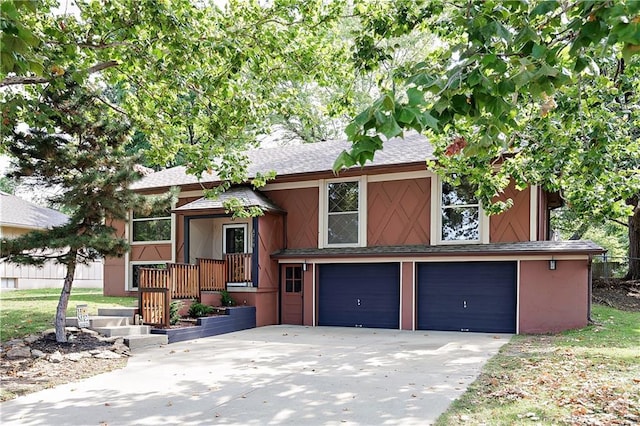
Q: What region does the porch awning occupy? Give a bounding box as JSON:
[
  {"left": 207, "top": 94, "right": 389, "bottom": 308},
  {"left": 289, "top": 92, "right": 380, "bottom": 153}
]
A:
[{"left": 173, "top": 186, "right": 283, "bottom": 213}]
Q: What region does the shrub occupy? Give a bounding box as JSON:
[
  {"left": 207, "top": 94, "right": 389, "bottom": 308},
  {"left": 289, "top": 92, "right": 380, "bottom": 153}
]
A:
[
  {"left": 220, "top": 290, "right": 235, "bottom": 306},
  {"left": 169, "top": 300, "right": 183, "bottom": 325},
  {"left": 188, "top": 302, "right": 214, "bottom": 318}
]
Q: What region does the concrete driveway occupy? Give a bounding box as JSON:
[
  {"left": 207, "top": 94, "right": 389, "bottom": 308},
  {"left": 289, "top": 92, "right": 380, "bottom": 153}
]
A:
[{"left": 0, "top": 326, "right": 510, "bottom": 425}]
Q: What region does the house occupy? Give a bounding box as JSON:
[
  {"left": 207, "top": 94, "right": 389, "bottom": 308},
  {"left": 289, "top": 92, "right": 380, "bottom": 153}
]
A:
[
  {"left": 103, "top": 133, "right": 603, "bottom": 333},
  {"left": 0, "top": 191, "right": 103, "bottom": 289}
]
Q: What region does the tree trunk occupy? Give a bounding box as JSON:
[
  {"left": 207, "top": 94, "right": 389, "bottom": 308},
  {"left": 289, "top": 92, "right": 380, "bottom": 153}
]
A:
[
  {"left": 625, "top": 199, "right": 640, "bottom": 280},
  {"left": 55, "top": 253, "right": 77, "bottom": 343}
]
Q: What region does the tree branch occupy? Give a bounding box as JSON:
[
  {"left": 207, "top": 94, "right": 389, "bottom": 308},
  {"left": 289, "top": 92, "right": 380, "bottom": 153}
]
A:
[{"left": 0, "top": 60, "right": 119, "bottom": 88}]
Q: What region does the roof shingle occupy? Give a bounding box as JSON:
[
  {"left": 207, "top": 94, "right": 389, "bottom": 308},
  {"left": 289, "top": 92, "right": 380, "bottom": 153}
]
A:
[
  {"left": 0, "top": 191, "right": 68, "bottom": 230},
  {"left": 132, "top": 132, "right": 433, "bottom": 191}
]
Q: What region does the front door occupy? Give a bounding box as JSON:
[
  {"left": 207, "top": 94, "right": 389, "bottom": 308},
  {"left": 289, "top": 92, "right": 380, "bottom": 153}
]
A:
[{"left": 281, "top": 264, "right": 303, "bottom": 325}]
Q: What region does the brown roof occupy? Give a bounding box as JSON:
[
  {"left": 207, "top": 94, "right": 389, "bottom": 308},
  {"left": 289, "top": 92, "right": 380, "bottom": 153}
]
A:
[
  {"left": 131, "top": 132, "right": 433, "bottom": 191},
  {"left": 0, "top": 191, "right": 68, "bottom": 230},
  {"left": 272, "top": 240, "right": 605, "bottom": 258},
  {"left": 173, "top": 186, "right": 283, "bottom": 213}
]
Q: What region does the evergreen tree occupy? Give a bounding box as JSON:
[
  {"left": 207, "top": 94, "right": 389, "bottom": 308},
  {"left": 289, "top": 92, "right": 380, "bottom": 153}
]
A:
[{"left": 1, "top": 80, "right": 175, "bottom": 342}]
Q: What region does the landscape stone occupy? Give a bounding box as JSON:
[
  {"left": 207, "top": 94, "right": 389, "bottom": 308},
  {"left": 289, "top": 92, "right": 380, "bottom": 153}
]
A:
[
  {"left": 82, "top": 329, "right": 99, "bottom": 336},
  {"left": 65, "top": 326, "right": 79, "bottom": 333},
  {"left": 49, "top": 351, "right": 64, "bottom": 363},
  {"left": 5, "top": 339, "right": 25, "bottom": 348},
  {"left": 24, "top": 335, "right": 40, "bottom": 344},
  {"left": 93, "top": 351, "right": 121, "bottom": 359},
  {"left": 6, "top": 346, "right": 32, "bottom": 359},
  {"left": 31, "top": 349, "right": 46, "bottom": 359},
  {"left": 66, "top": 353, "right": 84, "bottom": 362}
]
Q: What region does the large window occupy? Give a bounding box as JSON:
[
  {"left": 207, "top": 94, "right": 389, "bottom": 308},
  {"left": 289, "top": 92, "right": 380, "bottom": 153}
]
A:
[
  {"left": 441, "top": 179, "right": 480, "bottom": 242},
  {"left": 132, "top": 209, "right": 171, "bottom": 243},
  {"left": 326, "top": 181, "right": 360, "bottom": 245}
]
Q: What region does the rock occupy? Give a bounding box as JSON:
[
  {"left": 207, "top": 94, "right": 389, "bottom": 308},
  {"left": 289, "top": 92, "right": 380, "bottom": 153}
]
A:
[
  {"left": 6, "top": 346, "right": 32, "bottom": 359},
  {"left": 66, "top": 352, "right": 84, "bottom": 362},
  {"left": 111, "top": 342, "right": 129, "bottom": 355},
  {"left": 42, "top": 328, "right": 56, "bottom": 337},
  {"left": 5, "top": 339, "right": 26, "bottom": 348},
  {"left": 89, "top": 349, "right": 102, "bottom": 355},
  {"left": 65, "top": 326, "right": 79, "bottom": 333},
  {"left": 49, "top": 351, "right": 64, "bottom": 363},
  {"left": 24, "top": 335, "right": 41, "bottom": 344},
  {"left": 31, "top": 349, "right": 46, "bottom": 359},
  {"left": 93, "top": 351, "right": 121, "bottom": 359},
  {"left": 82, "top": 329, "right": 99, "bottom": 336}
]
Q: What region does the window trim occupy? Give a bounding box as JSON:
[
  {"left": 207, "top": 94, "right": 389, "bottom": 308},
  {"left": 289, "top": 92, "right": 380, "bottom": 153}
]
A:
[
  {"left": 431, "top": 175, "right": 489, "bottom": 245},
  {"left": 222, "top": 223, "right": 249, "bottom": 254},
  {"left": 319, "top": 176, "right": 367, "bottom": 248},
  {"left": 130, "top": 210, "right": 173, "bottom": 245}
]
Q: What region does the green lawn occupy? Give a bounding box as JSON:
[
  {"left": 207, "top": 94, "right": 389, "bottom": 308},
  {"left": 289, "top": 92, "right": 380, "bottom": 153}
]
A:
[
  {"left": 436, "top": 305, "right": 640, "bottom": 425},
  {"left": 0, "top": 288, "right": 137, "bottom": 342}
]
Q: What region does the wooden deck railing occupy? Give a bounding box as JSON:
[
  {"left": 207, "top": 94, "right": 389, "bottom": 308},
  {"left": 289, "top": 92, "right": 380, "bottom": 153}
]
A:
[
  {"left": 198, "top": 258, "right": 226, "bottom": 291},
  {"left": 138, "top": 254, "right": 253, "bottom": 327},
  {"left": 226, "top": 253, "right": 252, "bottom": 283},
  {"left": 170, "top": 263, "right": 199, "bottom": 299},
  {"left": 139, "top": 267, "right": 171, "bottom": 327}
]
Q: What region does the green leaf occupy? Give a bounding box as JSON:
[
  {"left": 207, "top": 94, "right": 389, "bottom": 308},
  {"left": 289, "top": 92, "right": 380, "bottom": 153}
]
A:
[
  {"left": 333, "top": 150, "right": 355, "bottom": 171},
  {"left": 378, "top": 114, "right": 402, "bottom": 139},
  {"left": 416, "top": 111, "right": 439, "bottom": 131},
  {"left": 406, "top": 87, "right": 424, "bottom": 106},
  {"left": 396, "top": 107, "right": 416, "bottom": 124}
]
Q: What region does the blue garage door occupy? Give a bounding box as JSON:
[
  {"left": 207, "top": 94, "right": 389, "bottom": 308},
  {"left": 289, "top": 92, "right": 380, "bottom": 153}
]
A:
[
  {"left": 417, "top": 262, "right": 516, "bottom": 333},
  {"left": 319, "top": 263, "right": 400, "bottom": 329}
]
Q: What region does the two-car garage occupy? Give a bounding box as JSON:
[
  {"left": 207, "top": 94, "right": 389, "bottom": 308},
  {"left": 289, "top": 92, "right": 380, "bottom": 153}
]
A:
[{"left": 317, "top": 261, "right": 517, "bottom": 333}]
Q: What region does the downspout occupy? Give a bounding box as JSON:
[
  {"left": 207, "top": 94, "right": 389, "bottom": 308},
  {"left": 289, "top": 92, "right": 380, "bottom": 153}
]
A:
[
  {"left": 252, "top": 216, "right": 259, "bottom": 288},
  {"left": 587, "top": 255, "right": 593, "bottom": 324}
]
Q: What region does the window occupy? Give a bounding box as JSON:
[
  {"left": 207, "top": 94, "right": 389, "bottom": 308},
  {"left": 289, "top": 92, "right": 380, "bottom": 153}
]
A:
[
  {"left": 440, "top": 179, "right": 480, "bottom": 242},
  {"left": 132, "top": 209, "right": 171, "bottom": 242},
  {"left": 223, "top": 224, "right": 247, "bottom": 254},
  {"left": 326, "top": 180, "right": 360, "bottom": 245},
  {"left": 284, "top": 266, "right": 303, "bottom": 293}
]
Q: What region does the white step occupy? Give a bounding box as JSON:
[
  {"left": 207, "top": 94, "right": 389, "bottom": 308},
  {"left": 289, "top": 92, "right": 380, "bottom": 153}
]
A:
[
  {"left": 66, "top": 316, "right": 133, "bottom": 328},
  {"left": 124, "top": 334, "right": 168, "bottom": 352},
  {"left": 98, "top": 307, "right": 137, "bottom": 317},
  {"left": 93, "top": 325, "right": 151, "bottom": 337}
]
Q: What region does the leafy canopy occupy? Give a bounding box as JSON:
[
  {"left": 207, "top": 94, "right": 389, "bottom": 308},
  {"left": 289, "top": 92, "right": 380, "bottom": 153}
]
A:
[{"left": 336, "top": 0, "right": 640, "bottom": 222}]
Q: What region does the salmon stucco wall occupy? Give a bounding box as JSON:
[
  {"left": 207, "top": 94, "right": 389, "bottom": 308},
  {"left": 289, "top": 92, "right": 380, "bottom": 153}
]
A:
[
  {"left": 264, "top": 187, "right": 319, "bottom": 249},
  {"left": 257, "top": 213, "right": 284, "bottom": 289},
  {"left": 491, "top": 184, "right": 530, "bottom": 243},
  {"left": 104, "top": 219, "right": 131, "bottom": 297},
  {"left": 519, "top": 260, "right": 589, "bottom": 333},
  {"left": 229, "top": 290, "right": 278, "bottom": 326},
  {"left": 368, "top": 178, "right": 430, "bottom": 246},
  {"left": 401, "top": 262, "right": 414, "bottom": 330}
]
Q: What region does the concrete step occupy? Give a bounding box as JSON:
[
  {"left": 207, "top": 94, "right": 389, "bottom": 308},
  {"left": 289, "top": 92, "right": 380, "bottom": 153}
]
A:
[
  {"left": 66, "top": 316, "right": 133, "bottom": 328},
  {"left": 93, "top": 325, "right": 151, "bottom": 337},
  {"left": 98, "top": 307, "right": 138, "bottom": 317},
  {"left": 124, "top": 334, "right": 168, "bottom": 352}
]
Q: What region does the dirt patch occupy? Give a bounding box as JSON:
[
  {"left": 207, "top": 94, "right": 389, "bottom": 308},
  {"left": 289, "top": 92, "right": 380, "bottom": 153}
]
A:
[
  {"left": 592, "top": 278, "right": 640, "bottom": 312},
  {"left": 1, "top": 329, "right": 128, "bottom": 402}
]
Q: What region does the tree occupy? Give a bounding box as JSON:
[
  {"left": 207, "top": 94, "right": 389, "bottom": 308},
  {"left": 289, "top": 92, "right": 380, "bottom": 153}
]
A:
[
  {"left": 1, "top": 80, "right": 175, "bottom": 342},
  {"left": 335, "top": 1, "right": 640, "bottom": 279},
  {"left": 1, "top": 0, "right": 354, "bottom": 178}
]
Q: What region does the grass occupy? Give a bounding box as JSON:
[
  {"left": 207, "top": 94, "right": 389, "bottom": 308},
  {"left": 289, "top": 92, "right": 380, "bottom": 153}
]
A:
[
  {"left": 0, "top": 288, "right": 137, "bottom": 342},
  {"left": 436, "top": 305, "right": 640, "bottom": 425}
]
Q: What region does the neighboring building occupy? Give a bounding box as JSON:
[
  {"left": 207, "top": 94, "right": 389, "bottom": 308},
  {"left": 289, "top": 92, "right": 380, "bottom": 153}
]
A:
[
  {"left": 104, "top": 133, "right": 603, "bottom": 333},
  {"left": 0, "top": 191, "right": 103, "bottom": 289}
]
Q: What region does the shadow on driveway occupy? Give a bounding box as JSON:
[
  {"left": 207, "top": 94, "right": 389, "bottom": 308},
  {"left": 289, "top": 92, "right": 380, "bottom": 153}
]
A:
[{"left": 0, "top": 326, "right": 510, "bottom": 425}]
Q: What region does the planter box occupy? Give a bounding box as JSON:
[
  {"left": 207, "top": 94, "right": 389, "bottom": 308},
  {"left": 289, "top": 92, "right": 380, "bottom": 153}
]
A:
[{"left": 151, "top": 306, "right": 256, "bottom": 344}]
